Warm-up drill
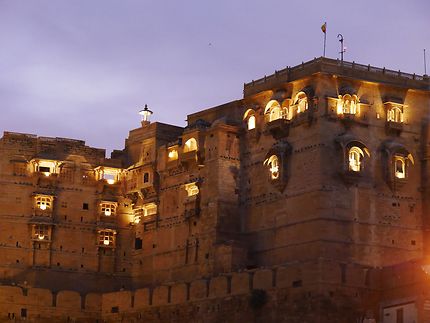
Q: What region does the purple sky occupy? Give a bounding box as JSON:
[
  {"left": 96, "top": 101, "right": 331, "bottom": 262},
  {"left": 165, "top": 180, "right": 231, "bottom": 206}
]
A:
[{"left": 1, "top": 0, "right": 429, "bottom": 154}]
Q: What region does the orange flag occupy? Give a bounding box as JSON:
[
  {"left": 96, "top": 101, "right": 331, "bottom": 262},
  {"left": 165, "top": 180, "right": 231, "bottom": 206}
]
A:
[{"left": 321, "top": 22, "right": 327, "bottom": 34}]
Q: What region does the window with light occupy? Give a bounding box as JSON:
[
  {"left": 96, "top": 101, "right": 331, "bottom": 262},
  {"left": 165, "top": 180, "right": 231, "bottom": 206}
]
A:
[
  {"left": 35, "top": 195, "right": 53, "bottom": 211},
  {"left": 264, "top": 155, "right": 280, "bottom": 179},
  {"left": 348, "top": 147, "right": 364, "bottom": 172},
  {"left": 184, "top": 138, "right": 198, "bottom": 152},
  {"left": 101, "top": 202, "right": 117, "bottom": 216},
  {"left": 265, "top": 100, "right": 283, "bottom": 122},
  {"left": 394, "top": 156, "right": 406, "bottom": 179},
  {"left": 185, "top": 182, "right": 199, "bottom": 197},
  {"left": 99, "top": 230, "right": 115, "bottom": 247},
  {"left": 33, "top": 224, "right": 49, "bottom": 241},
  {"left": 387, "top": 107, "right": 403, "bottom": 123}
]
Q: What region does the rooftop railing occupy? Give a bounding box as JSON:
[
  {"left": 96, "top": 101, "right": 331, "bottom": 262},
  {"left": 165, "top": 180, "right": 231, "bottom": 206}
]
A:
[{"left": 244, "top": 57, "right": 429, "bottom": 90}]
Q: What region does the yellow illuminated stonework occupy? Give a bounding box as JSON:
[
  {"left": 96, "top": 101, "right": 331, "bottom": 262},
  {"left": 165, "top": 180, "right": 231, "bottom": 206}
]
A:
[
  {"left": 264, "top": 155, "right": 280, "bottom": 179},
  {"left": 184, "top": 138, "right": 198, "bottom": 152},
  {"left": 185, "top": 182, "right": 199, "bottom": 196},
  {"left": 348, "top": 146, "right": 364, "bottom": 172}
]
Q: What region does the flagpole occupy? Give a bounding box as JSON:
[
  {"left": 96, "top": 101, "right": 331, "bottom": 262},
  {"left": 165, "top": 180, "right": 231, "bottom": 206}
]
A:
[
  {"left": 425, "top": 49, "right": 427, "bottom": 75},
  {"left": 322, "top": 22, "right": 327, "bottom": 57},
  {"left": 323, "top": 27, "right": 327, "bottom": 57}
]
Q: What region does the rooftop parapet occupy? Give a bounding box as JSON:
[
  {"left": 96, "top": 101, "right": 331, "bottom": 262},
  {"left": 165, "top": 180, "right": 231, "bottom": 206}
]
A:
[{"left": 243, "top": 57, "right": 430, "bottom": 97}]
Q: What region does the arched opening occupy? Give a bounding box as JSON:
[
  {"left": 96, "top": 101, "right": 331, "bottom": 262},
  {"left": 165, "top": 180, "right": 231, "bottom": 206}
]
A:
[
  {"left": 264, "top": 100, "right": 282, "bottom": 122},
  {"left": 394, "top": 156, "right": 406, "bottom": 179},
  {"left": 294, "top": 92, "right": 308, "bottom": 114},
  {"left": 339, "top": 94, "right": 359, "bottom": 115},
  {"left": 264, "top": 155, "right": 280, "bottom": 179},
  {"left": 348, "top": 146, "right": 364, "bottom": 172},
  {"left": 243, "top": 109, "right": 256, "bottom": 130},
  {"left": 184, "top": 138, "right": 198, "bottom": 152},
  {"left": 388, "top": 107, "right": 403, "bottom": 123}
]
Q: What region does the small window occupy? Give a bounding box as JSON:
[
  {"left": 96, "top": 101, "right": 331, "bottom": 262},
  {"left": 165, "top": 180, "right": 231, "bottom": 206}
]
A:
[
  {"left": 82, "top": 203, "right": 89, "bottom": 210},
  {"left": 394, "top": 156, "right": 406, "bottom": 179},
  {"left": 184, "top": 138, "right": 198, "bottom": 152},
  {"left": 265, "top": 100, "right": 282, "bottom": 122},
  {"left": 135, "top": 238, "right": 142, "bottom": 249},
  {"left": 38, "top": 166, "right": 51, "bottom": 173},
  {"left": 247, "top": 115, "right": 256, "bottom": 130},
  {"left": 111, "top": 306, "right": 119, "bottom": 313},
  {"left": 264, "top": 155, "right": 280, "bottom": 179},
  {"left": 143, "top": 172, "right": 150, "bottom": 183},
  {"left": 35, "top": 195, "right": 53, "bottom": 211},
  {"left": 99, "top": 230, "right": 115, "bottom": 247},
  {"left": 185, "top": 183, "right": 199, "bottom": 197},
  {"left": 142, "top": 203, "right": 157, "bottom": 217},
  {"left": 33, "top": 224, "right": 49, "bottom": 241},
  {"left": 387, "top": 106, "right": 403, "bottom": 123},
  {"left": 21, "top": 309, "right": 27, "bottom": 318},
  {"left": 168, "top": 149, "right": 178, "bottom": 161},
  {"left": 348, "top": 147, "right": 364, "bottom": 172},
  {"left": 294, "top": 92, "right": 309, "bottom": 114},
  {"left": 100, "top": 202, "right": 117, "bottom": 216}
]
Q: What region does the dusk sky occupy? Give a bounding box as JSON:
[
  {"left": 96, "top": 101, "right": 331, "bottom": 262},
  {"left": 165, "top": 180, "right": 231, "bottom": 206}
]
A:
[{"left": 1, "top": 0, "right": 429, "bottom": 154}]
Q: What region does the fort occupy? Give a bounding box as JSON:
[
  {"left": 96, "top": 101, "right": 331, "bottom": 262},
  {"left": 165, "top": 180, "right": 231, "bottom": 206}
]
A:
[{"left": 0, "top": 57, "right": 430, "bottom": 322}]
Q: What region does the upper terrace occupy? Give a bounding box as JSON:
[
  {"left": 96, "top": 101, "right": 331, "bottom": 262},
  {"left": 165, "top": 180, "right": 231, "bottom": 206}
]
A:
[{"left": 243, "top": 57, "right": 430, "bottom": 97}]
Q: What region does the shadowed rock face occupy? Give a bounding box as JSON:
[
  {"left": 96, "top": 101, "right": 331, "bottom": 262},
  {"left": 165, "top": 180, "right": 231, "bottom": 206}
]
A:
[{"left": 0, "top": 58, "right": 429, "bottom": 322}]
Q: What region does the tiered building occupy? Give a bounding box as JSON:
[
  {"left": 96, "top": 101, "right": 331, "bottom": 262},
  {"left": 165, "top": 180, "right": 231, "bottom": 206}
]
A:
[{"left": 0, "top": 57, "right": 430, "bottom": 322}]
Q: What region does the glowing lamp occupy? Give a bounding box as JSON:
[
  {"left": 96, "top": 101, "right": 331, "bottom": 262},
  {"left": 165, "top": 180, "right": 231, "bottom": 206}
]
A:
[
  {"left": 104, "top": 209, "right": 111, "bottom": 216},
  {"left": 103, "top": 239, "right": 110, "bottom": 246},
  {"left": 139, "top": 104, "right": 153, "bottom": 124},
  {"left": 43, "top": 172, "right": 50, "bottom": 177},
  {"left": 38, "top": 235, "right": 45, "bottom": 240},
  {"left": 106, "top": 179, "right": 115, "bottom": 185},
  {"left": 134, "top": 216, "right": 141, "bottom": 224},
  {"left": 40, "top": 204, "right": 47, "bottom": 210}
]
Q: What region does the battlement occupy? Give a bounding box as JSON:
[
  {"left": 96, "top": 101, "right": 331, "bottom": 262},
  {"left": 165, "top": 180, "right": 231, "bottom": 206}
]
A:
[
  {"left": 244, "top": 57, "right": 430, "bottom": 97},
  {"left": 0, "top": 261, "right": 383, "bottom": 321}
]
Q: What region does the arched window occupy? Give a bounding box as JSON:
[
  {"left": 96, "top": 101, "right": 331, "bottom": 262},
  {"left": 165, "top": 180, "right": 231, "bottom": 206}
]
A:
[
  {"left": 184, "top": 138, "right": 198, "bottom": 152},
  {"left": 294, "top": 92, "right": 308, "bottom": 114},
  {"left": 387, "top": 107, "right": 403, "bottom": 123},
  {"left": 394, "top": 156, "right": 406, "bottom": 179},
  {"left": 248, "top": 115, "right": 256, "bottom": 130},
  {"left": 243, "top": 109, "right": 256, "bottom": 130},
  {"left": 348, "top": 146, "right": 364, "bottom": 172},
  {"left": 339, "top": 94, "right": 359, "bottom": 115},
  {"left": 264, "top": 100, "right": 283, "bottom": 122},
  {"left": 264, "top": 155, "right": 280, "bottom": 179},
  {"left": 168, "top": 149, "right": 178, "bottom": 161}
]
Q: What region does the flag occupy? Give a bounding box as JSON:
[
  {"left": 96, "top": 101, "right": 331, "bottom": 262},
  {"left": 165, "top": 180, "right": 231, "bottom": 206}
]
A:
[{"left": 321, "top": 22, "right": 327, "bottom": 34}]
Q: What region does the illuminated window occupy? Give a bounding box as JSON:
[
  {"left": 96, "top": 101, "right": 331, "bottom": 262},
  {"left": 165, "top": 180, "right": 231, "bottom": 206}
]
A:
[
  {"left": 35, "top": 195, "right": 53, "bottom": 211},
  {"left": 184, "top": 138, "right": 198, "bottom": 152},
  {"left": 95, "top": 167, "right": 122, "bottom": 185},
  {"left": 294, "top": 92, "right": 308, "bottom": 114},
  {"left": 185, "top": 182, "right": 199, "bottom": 197},
  {"left": 143, "top": 203, "right": 157, "bottom": 217},
  {"left": 338, "top": 94, "right": 359, "bottom": 115},
  {"left": 103, "top": 173, "right": 115, "bottom": 185},
  {"left": 243, "top": 109, "right": 256, "bottom": 130},
  {"left": 387, "top": 107, "right": 403, "bottom": 123},
  {"left": 264, "top": 155, "right": 280, "bottom": 179},
  {"left": 265, "top": 100, "right": 282, "bottom": 122},
  {"left": 248, "top": 115, "right": 256, "bottom": 130},
  {"left": 394, "top": 156, "right": 406, "bottom": 179},
  {"left": 100, "top": 202, "right": 117, "bottom": 216},
  {"left": 36, "top": 160, "right": 57, "bottom": 176},
  {"left": 168, "top": 149, "right": 178, "bottom": 161},
  {"left": 33, "top": 224, "right": 49, "bottom": 241},
  {"left": 99, "top": 230, "right": 115, "bottom": 247},
  {"left": 348, "top": 147, "right": 364, "bottom": 172}
]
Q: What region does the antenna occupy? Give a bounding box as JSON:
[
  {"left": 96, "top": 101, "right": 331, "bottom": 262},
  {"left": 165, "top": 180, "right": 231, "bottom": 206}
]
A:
[
  {"left": 424, "top": 49, "right": 427, "bottom": 75},
  {"left": 337, "top": 34, "right": 345, "bottom": 61}
]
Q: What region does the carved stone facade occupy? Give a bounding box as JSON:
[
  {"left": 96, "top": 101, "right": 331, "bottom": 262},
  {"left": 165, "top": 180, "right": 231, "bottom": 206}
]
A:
[{"left": 0, "top": 57, "right": 429, "bottom": 322}]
